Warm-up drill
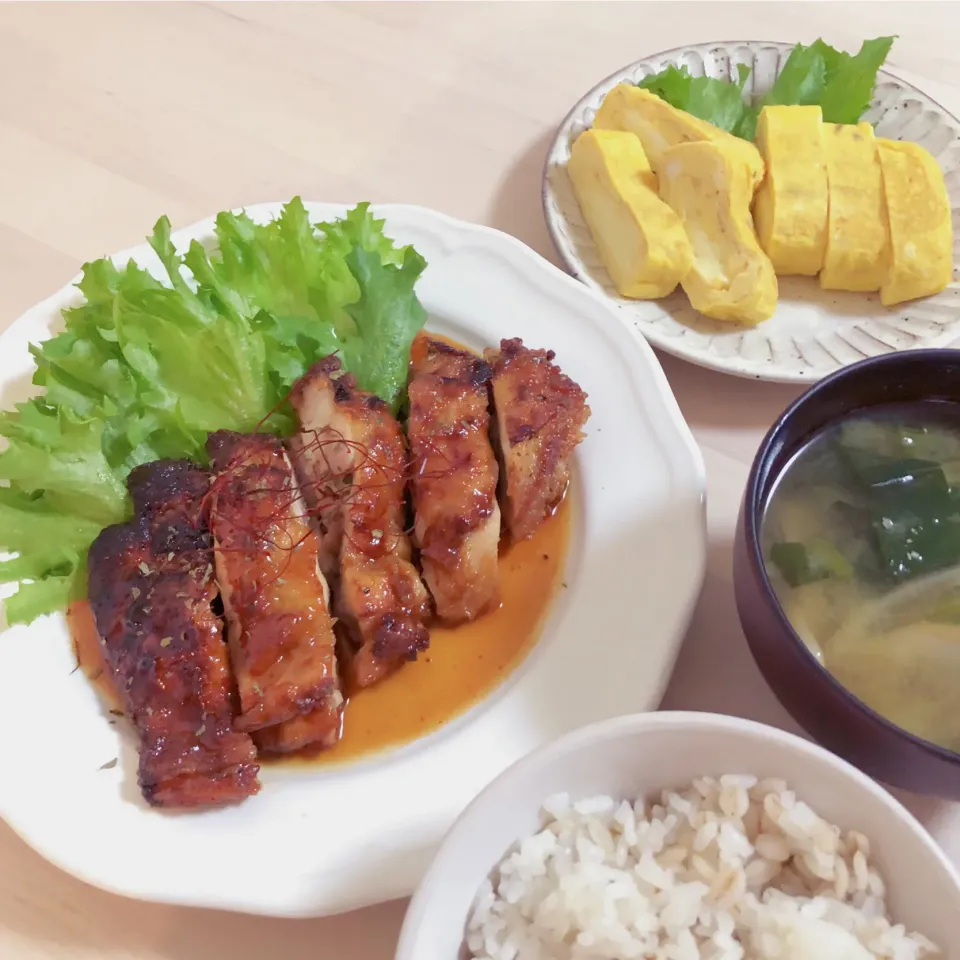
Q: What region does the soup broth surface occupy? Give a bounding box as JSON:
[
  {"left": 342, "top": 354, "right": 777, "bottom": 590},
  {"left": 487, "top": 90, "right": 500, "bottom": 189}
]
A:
[{"left": 762, "top": 403, "right": 960, "bottom": 752}]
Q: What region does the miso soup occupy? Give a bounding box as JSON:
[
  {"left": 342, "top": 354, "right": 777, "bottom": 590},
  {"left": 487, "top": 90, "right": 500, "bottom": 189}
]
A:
[{"left": 762, "top": 404, "right": 960, "bottom": 753}]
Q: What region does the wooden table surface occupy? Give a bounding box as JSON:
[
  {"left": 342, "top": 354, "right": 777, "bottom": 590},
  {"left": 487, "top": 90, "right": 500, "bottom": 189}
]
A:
[{"left": 3, "top": 2, "right": 960, "bottom": 957}]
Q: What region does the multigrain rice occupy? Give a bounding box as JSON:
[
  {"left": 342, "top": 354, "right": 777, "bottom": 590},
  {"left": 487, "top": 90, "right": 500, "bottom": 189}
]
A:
[{"left": 465, "top": 776, "right": 939, "bottom": 960}]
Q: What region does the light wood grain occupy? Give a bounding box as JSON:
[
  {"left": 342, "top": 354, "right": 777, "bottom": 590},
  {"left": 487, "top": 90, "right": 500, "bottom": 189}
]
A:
[{"left": 2, "top": 3, "right": 960, "bottom": 958}]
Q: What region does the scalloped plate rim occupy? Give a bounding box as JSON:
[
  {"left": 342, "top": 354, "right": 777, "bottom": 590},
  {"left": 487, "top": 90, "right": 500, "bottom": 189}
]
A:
[{"left": 0, "top": 202, "right": 707, "bottom": 917}]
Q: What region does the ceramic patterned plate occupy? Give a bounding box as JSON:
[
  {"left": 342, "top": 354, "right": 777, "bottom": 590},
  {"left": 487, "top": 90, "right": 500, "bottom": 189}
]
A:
[
  {"left": 544, "top": 40, "right": 960, "bottom": 383},
  {"left": 0, "top": 203, "right": 706, "bottom": 917}
]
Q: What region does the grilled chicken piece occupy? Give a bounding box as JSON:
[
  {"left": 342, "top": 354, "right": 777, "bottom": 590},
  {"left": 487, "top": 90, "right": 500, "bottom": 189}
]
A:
[
  {"left": 207, "top": 431, "right": 342, "bottom": 751},
  {"left": 407, "top": 336, "right": 501, "bottom": 622},
  {"left": 87, "top": 460, "right": 259, "bottom": 808},
  {"left": 253, "top": 695, "right": 342, "bottom": 754},
  {"left": 484, "top": 338, "right": 590, "bottom": 541},
  {"left": 287, "top": 379, "right": 348, "bottom": 584},
  {"left": 289, "top": 357, "right": 431, "bottom": 689}
]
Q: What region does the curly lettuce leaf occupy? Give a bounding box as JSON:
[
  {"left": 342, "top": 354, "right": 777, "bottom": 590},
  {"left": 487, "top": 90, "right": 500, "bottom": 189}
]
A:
[
  {"left": 192, "top": 199, "right": 427, "bottom": 408},
  {"left": 319, "top": 204, "right": 427, "bottom": 411},
  {"left": 635, "top": 36, "right": 894, "bottom": 141},
  {"left": 0, "top": 199, "right": 427, "bottom": 624},
  {"left": 0, "top": 406, "right": 127, "bottom": 626},
  {"left": 188, "top": 197, "right": 358, "bottom": 338}
]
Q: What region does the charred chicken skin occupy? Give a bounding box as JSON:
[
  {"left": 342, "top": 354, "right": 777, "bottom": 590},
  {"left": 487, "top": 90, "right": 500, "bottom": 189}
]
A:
[
  {"left": 407, "top": 336, "right": 501, "bottom": 622},
  {"left": 289, "top": 357, "right": 431, "bottom": 689},
  {"left": 484, "top": 338, "right": 590, "bottom": 541},
  {"left": 207, "top": 431, "right": 342, "bottom": 751},
  {"left": 87, "top": 460, "right": 260, "bottom": 808},
  {"left": 85, "top": 335, "right": 588, "bottom": 804}
]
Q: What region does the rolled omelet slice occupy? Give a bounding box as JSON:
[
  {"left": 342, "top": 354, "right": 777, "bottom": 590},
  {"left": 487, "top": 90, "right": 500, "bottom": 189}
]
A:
[
  {"left": 658, "top": 140, "right": 778, "bottom": 325},
  {"left": 567, "top": 129, "right": 693, "bottom": 299},
  {"left": 875, "top": 139, "right": 954, "bottom": 306},
  {"left": 820, "top": 122, "right": 890, "bottom": 292},
  {"left": 594, "top": 83, "right": 765, "bottom": 191},
  {"left": 752, "top": 105, "right": 829, "bottom": 276}
]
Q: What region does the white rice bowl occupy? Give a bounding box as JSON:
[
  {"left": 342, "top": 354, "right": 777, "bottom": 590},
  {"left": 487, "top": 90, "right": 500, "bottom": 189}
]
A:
[{"left": 465, "top": 777, "right": 938, "bottom": 960}]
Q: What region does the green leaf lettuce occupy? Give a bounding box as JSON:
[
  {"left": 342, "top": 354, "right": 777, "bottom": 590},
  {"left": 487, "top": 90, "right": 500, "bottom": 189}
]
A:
[{"left": 0, "top": 199, "right": 427, "bottom": 624}]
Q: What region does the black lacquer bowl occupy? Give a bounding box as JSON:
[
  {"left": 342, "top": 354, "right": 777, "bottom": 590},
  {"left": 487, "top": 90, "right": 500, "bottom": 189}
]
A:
[{"left": 734, "top": 349, "right": 960, "bottom": 798}]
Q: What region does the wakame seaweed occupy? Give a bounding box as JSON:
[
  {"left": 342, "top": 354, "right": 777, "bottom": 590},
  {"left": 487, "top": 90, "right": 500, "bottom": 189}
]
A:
[
  {"left": 769, "top": 538, "right": 853, "bottom": 587},
  {"left": 769, "top": 422, "right": 960, "bottom": 588}
]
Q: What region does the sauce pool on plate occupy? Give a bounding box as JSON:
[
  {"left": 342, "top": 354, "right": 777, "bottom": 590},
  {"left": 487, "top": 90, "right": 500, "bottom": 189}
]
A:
[
  {"left": 292, "top": 493, "right": 571, "bottom": 766},
  {"left": 68, "top": 491, "right": 572, "bottom": 766}
]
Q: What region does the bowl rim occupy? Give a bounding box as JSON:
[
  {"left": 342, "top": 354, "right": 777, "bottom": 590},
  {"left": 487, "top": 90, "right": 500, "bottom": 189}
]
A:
[
  {"left": 742, "top": 348, "right": 960, "bottom": 768},
  {"left": 394, "top": 709, "right": 960, "bottom": 960}
]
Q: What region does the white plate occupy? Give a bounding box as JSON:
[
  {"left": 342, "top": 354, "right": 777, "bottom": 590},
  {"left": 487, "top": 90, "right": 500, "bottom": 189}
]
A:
[
  {"left": 0, "top": 203, "right": 707, "bottom": 917},
  {"left": 543, "top": 40, "right": 960, "bottom": 383}
]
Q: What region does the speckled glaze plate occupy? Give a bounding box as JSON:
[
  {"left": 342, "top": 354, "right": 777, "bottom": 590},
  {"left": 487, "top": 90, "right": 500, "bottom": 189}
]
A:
[
  {"left": 0, "top": 203, "right": 706, "bottom": 917},
  {"left": 544, "top": 41, "right": 960, "bottom": 383}
]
